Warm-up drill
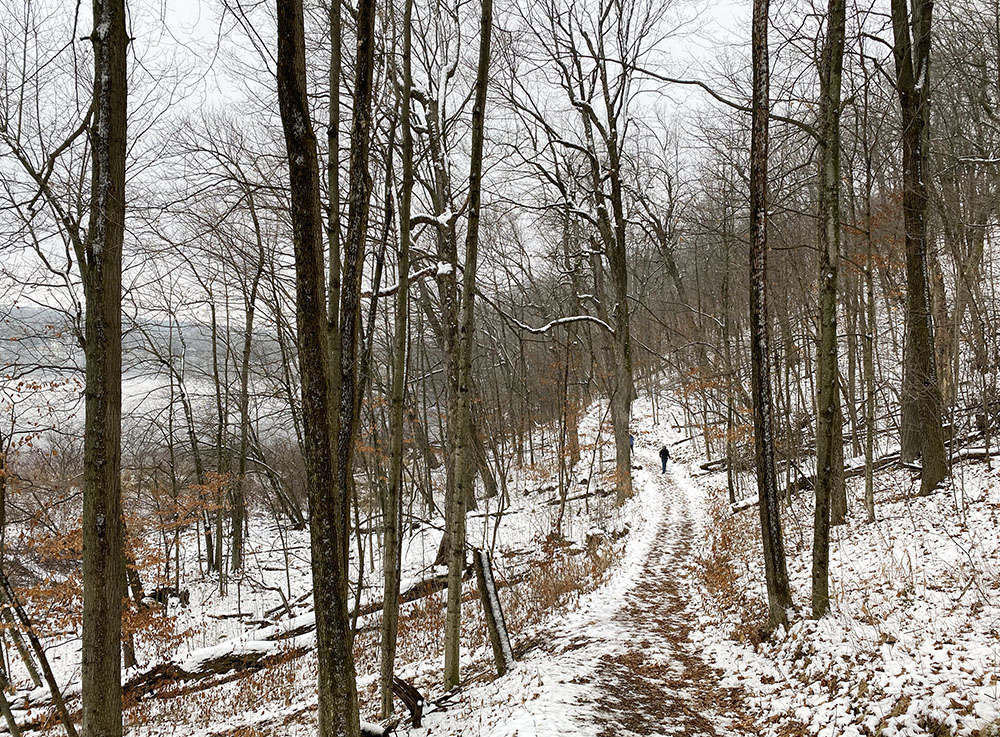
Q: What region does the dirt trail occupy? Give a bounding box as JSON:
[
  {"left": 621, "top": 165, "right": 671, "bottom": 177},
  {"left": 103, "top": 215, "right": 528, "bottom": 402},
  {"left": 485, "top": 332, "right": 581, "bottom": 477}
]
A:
[
  {"left": 587, "top": 465, "right": 752, "bottom": 737},
  {"left": 404, "top": 450, "right": 756, "bottom": 737}
]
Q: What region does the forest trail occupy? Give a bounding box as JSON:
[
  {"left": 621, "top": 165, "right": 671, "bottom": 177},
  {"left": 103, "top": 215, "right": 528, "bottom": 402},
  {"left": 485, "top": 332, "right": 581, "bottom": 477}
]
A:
[
  {"left": 586, "top": 450, "right": 753, "bottom": 736},
  {"left": 412, "top": 439, "right": 756, "bottom": 737},
  {"left": 506, "top": 441, "right": 754, "bottom": 737}
]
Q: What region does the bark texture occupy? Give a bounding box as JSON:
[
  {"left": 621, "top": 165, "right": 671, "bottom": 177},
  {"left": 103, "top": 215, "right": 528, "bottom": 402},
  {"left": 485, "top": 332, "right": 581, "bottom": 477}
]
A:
[
  {"left": 812, "top": 0, "right": 846, "bottom": 619},
  {"left": 380, "top": 0, "right": 414, "bottom": 715},
  {"left": 81, "top": 0, "right": 127, "bottom": 732},
  {"left": 444, "top": 0, "right": 493, "bottom": 689},
  {"left": 274, "top": 0, "right": 360, "bottom": 734},
  {"left": 749, "top": 0, "right": 793, "bottom": 631},
  {"left": 890, "top": 0, "right": 949, "bottom": 494}
]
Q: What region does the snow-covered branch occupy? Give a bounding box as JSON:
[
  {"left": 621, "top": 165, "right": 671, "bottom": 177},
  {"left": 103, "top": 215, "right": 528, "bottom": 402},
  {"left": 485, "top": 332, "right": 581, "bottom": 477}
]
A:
[{"left": 479, "top": 291, "right": 614, "bottom": 335}]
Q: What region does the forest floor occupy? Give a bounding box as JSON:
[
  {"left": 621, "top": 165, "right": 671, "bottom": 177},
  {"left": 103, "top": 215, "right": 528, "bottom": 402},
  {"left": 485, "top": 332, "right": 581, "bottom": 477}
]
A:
[
  {"left": 409, "top": 404, "right": 1000, "bottom": 737},
  {"left": 5, "top": 397, "right": 999, "bottom": 737},
  {"left": 682, "top": 438, "right": 1000, "bottom": 737}
]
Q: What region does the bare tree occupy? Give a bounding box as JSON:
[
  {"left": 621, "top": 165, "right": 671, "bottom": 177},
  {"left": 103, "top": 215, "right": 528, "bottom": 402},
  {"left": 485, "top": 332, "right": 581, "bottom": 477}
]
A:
[
  {"left": 891, "top": 0, "right": 949, "bottom": 494},
  {"left": 444, "top": 0, "right": 493, "bottom": 690},
  {"left": 381, "top": 0, "right": 414, "bottom": 715},
  {"left": 812, "top": 0, "right": 847, "bottom": 619},
  {"left": 81, "top": 0, "right": 128, "bottom": 732},
  {"left": 274, "top": 0, "right": 361, "bottom": 732},
  {"left": 749, "top": 0, "right": 793, "bottom": 631}
]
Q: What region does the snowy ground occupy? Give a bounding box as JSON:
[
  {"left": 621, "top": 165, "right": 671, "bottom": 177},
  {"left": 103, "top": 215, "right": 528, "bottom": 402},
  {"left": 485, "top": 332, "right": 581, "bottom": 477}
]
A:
[
  {"left": 5, "top": 393, "right": 999, "bottom": 737},
  {"left": 0, "top": 399, "right": 649, "bottom": 734},
  {"left": 399, "top": 407, "right": 754, "bottom": 737},
  {"left": 681, "top": 443, "right": 1000, "bottom": 737}
]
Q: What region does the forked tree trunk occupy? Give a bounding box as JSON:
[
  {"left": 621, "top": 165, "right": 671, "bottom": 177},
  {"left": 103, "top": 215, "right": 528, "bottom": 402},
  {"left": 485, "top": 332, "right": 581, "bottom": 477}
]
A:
[
  {"left": 891, "top": 0, "right": 949, "bottom": 494},
  {"left": 274, "top": 0, "right": 363, "bottom": 733},
  {"left": 334, "top": 0, "right": 377, "bottom": 683}
]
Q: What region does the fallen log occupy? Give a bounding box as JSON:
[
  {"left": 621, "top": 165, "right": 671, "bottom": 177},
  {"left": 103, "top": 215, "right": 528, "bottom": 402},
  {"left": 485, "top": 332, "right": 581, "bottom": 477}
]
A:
[
  {"left": 360, "top": 722, "right": 394, "bottom": 737},
  {"left": 544, "top": 488, "right": 613, "bottom": 506},
  {"left": 733, "top": 453, "right": 905, "bottom": 512},
  {"left": 13, "top": 561, "right": 516, "bottom": 717},
  {"left": 263, "top": 589, "right": 312, "bottom": 620},
  {"left": 122, "top": 645, "right": 309, "bottom": 700},
  {"left": 474, "top": 549, "right": 514, "bottom": 677},
  {"left": 268, "top": 568, "right": 474, "bottom": 643}
]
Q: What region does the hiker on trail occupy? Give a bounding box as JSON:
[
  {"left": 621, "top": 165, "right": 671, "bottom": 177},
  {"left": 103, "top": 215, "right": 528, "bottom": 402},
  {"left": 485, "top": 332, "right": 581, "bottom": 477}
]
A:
[
  {"left": 629, "top": 434, "right": 634, "bottom": 450},
  {"left": 659, "top": 445, "right": 670, "bottom": 473}
]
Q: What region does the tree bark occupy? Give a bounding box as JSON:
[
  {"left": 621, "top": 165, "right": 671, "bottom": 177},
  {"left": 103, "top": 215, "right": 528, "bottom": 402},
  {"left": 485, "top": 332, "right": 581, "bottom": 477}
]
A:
[
  {"left": 749, "top": 0, "right": 793, "bottom": 631},
  {"left": 860, "top": 45, "right": 878, "bottom": 523},
  {"left": 813, "top": 0, "right": 846, "bottom": 619},
  {"left": 232, "top": 197, "right": 266, "bottom": 572},
  {"left": 81, "top": 0, "right": 127, "bottom": 732},
  {"left": 381, "top": 0, "right": 413, "bottom": 715},
  {"left": 274, "top": 0, "right": 361, "bottom": 733},
  {"left": 891, "top": 0, "right": 949, "bottom": 494},
  {"left": 327, "top": 0, "right": 343, "bottom": 420},
  {"left": 444, "top": 0, "right": 492, "bottom": 689}
]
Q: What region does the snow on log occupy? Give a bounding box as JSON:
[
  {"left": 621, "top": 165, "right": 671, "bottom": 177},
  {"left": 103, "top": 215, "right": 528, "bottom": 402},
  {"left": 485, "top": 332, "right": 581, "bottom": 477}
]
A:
[{"left": 474, "top": 548, "right": 515, "bottom": 676}]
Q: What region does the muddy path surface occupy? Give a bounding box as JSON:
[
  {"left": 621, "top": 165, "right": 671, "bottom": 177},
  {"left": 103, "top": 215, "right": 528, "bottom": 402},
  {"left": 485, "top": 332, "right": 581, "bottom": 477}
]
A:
[{"left": 586, "top": 465, "right": 752, "bottom": 737}]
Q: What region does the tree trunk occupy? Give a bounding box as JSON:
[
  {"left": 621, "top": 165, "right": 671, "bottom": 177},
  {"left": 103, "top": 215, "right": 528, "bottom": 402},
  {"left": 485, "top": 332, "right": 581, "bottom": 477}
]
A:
[
  {"left": 749, "top": 0, "right": 793, "bottom": 631},
  {"left": 209, "top": 302, "right": 227, "bottom": 585},
  {"left": 891, "top": 0, "right": 949, "bottom": 494},
  {"left": 380, "top": 0, "right": 413, "bottom": 714},
  {"left": 444, "top": 0, "right": 492, "bottom": 689},
  {"left": 81, "top": 0, "right": 127, "bottom": 732},
  {"left": 274, "top": 0, "right": 362, "bottom": 733},
  {"left": 860, "top": 47, "right": 878, "bottom": 523},
  {"left": 232, "top": 200, "right": 266, "bottom": 573},
  {"left": 327, "top": 0, "right": 342, "bottom": 415},
  {"left": 813, "top": 0, "right": 846, "bottom": 619}
]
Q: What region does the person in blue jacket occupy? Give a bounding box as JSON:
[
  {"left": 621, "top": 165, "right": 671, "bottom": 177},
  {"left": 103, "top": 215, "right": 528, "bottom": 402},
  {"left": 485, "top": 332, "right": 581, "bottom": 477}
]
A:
[{"left": 659, "top": 444, "right": 670, "bottom": 473}]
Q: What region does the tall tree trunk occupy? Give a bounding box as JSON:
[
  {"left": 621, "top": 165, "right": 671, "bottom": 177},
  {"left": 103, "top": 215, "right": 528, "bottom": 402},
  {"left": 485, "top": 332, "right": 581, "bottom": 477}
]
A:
[
  {"left": 327, "top": 0, "right": 342, "bottom": 409},
  {"left": 864, "top": 207, "right": 877, "bottom": 522},
  {"left": 813, "top": 0, "right": 846, "bottom": 619},
  {"left": 599, "top": 86, "right": 634, "bottom": 507},
  {"left": 381, "top": 0, "right": 413, "bottom": 712},
  {"left": 232, "top": 202, "right": 266, "bottom": 573},
  {"left": 845, "top": 277, "right": 862, "bottom": 456},
  {"left": 749, "top": 0, "right": 793, "bottom": 631},
  {"left": 335, "top": 0, "right": 377, "bottom": 656},
  {"left": 891, "top": 0, "right": 949, "bottom": 494},
  {"left": 444, "top": 0, "right": 492, "bottom": 689},
  {"left": 860, "top": 46, "right": 878, "bottom": 522},
  {"left": 81, "top": 0, "right": 127, "bottom": 732},
  {"left": 210, "top": 302, "right": 227, "bottom": 584},
  {"left": 274, "top": 0, "right": 363, "bottom": 733}
]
